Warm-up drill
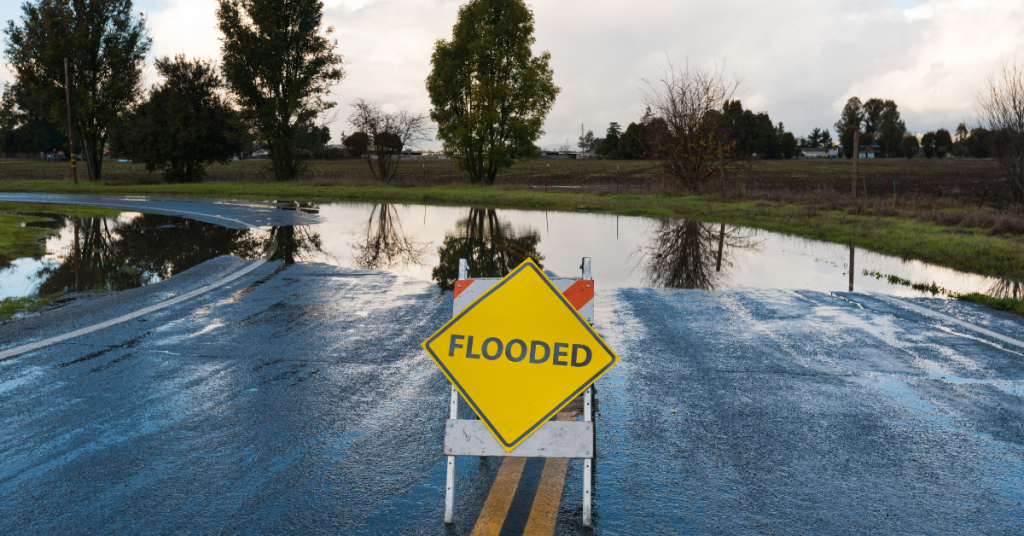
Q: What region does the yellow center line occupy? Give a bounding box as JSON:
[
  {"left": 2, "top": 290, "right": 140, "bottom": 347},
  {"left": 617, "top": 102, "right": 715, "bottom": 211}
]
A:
[
  {"left": 470, "top": 412, "right": 577, "bottom": 536},
  {"left": 523, "top": 412, "right": 574, "bottom": 535},
  {"left": 470, "top": 457, "right": 528, "bottom": 536}
]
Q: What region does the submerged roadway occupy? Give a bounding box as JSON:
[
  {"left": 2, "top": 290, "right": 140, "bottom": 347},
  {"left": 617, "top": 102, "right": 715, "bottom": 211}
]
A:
[{"left": 0, "top": 194, "right": 1022, "bottom": 534}]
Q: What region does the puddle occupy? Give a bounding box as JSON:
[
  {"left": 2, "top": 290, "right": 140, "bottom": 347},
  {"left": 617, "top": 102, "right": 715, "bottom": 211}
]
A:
[{"left": 0, "top": 202, "right": 1020, "bottom": 303}]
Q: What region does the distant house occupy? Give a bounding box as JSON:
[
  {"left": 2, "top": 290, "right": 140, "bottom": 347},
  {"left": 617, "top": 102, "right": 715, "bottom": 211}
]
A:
[
  {"left": 801, "top": 147, "right": 830, "bottom": 158},
  {"left": 837, "top": 144, "right": 882, "bottom": 158}
]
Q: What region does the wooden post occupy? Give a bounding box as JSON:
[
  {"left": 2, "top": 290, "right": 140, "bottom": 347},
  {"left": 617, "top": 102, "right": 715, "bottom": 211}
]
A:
[
  {"left": 63, "top": 58, "right": 77, "bottom": 184},
  {"left": 849, "top": 245, "right": 855, "bottom": 292},
  {"left": 851, "top": 130, "right": 860, "bottom": 198},
  {"left": 718, "top": 141, "right": 726, "bottom": 197}
]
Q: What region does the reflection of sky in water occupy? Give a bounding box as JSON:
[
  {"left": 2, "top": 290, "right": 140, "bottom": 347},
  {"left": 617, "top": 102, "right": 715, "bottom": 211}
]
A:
[
  {"left": 0, "top": 258, "right": 58, "bottom": 301},
  {"left": 0, "top": 202, "right": 1018, "bottom": 301}
]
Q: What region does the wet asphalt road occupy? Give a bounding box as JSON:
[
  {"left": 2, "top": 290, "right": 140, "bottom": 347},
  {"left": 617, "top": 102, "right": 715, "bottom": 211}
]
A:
[{"left": 1, "top": 195, "right": 1023, "bottom": 534}]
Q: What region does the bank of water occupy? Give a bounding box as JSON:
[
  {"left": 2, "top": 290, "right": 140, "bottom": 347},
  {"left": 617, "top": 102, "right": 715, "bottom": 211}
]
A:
[{"left": 0, "top": 202, "right": 1019, "bottom": 307}]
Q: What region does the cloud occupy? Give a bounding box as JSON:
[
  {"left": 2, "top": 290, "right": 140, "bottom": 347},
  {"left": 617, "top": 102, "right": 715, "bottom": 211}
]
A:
[{"left": 5, "top": 0, "right": 1023, "bottom": 146}]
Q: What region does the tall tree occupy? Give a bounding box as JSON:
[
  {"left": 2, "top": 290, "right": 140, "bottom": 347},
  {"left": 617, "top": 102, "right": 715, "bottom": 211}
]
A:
[
  {"left": 118, "top": 55, "right": 240, "bottom": 183},
  {"left": 426, "top": 0, "right": 559, "bottom": 185},
  {"left": 921, "top": 132, "right": 937, "bottom": 158},
  {"left": 862, "top": 98, "right": 885, "bottom": 137},
  {"left": 5, "top": 0, "right": 150, "bottom": 180},
  {"left": 217, "top": 0, "right": 345, "bottom": 181},
  {"left": 901, "top": 134, "right": 919, "bottom": 159},
  {"left": 934, "top": 128, "right": 953, "bottom": 158},
  {"left": 876, "top": 100, "right": 906, "bottom": 157},
  {"left": 347, "top": 98, "right": 431, "bottom": 182},
  {"left": 834, "top": 97, "right": 864, "bottom": 143}
]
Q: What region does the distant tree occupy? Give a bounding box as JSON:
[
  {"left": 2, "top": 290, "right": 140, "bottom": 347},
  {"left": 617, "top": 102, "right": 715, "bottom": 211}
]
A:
[
  {"left": 934, "top": 128, "right": 953, "bottom": 158},
  {"left": 877, "top": 100, "right": 906, "bottom": 157},
  {"left": 118, "top": 55, "right": 239, "bottom": 183},
  {"left": 217, "top": 0, "right": 345, "bottom": 180},
  {"left": 343, "top": 131, "right": 369, "bottom": 158},
  {"left": 804, "top": 127, "right": 825, "bottom": 148},
  {"left": 834, "top": 97, "right": 864, "bottom": 142},
  {"left": 955, "top": 123, "right": 969, "bottom": 144},
  {"left": 4, "top": 0, "right": 151, "bottom": 180},
  {"left": 921, "top": 132, "right": 937, "bottom": 158},
  {"left": 862, "top": 98, "right": 885, "bottom": 137},
  {"left": 0, "top": 81, "right": 67, "bottom": 153},
  {"left": 618, "top": 121, "right": 651, "bottom": 159},
  {"left": 781, "top": 131, "right": 799, "bottom": 159},
  {"left": 598, "top": 122, "right": 622, "bottom": 155},
  {"left": 840, "top": 125, "right": 861, "bottom": 158},
  {"left": 578, "top": 129, "right": 595, "bottom": 153},
  {"left": 643, "top": 59, "right": 740, "bottom": 190},
  {"left": 901, "top": 134, "right": 920, "bottom": 159},
  {"left": 348, "top": 98, "right": 431, "bottom": 182},
  {"left": 976, "top": 60, "right": 1024, "bottom": 202},
  {"left": 967, "top": 128, "right": 991, "bottom": 158},
  {"left": 819, "top": 128, "right": 833, "bottom": 147},
  {"left": 426, "top": 0, "right": 559, "bottom": 185}
]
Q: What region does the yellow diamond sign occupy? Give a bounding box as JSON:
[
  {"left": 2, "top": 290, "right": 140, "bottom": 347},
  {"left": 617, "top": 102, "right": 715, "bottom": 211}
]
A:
[{"left": 422, "top": 259, "right": 619, "bottom": 452}]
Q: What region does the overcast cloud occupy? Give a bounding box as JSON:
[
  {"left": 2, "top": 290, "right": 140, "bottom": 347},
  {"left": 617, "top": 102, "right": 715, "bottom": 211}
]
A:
[{"left": 3, "top": 0, "right": 1023, "bottom": 150}]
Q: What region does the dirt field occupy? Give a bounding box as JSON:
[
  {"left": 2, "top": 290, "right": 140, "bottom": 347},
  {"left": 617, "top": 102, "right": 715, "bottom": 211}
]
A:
[{"left": 0, "top": 156, "right": 1012, "bottom": 207}]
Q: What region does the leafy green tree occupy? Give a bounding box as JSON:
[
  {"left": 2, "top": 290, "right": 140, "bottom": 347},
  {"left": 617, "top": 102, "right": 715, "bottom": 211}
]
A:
[
  {"left": 921, "top": 132, "right": 937, "bottom": 158},
  {"left": 0, "top": 81, "right": 67, "bottom": 152},
  {"left": 118, "top": 55, "right": 238, "bottom": 183},
  {"left": 840, "top": 125, "right": 863, "bottom": 158},
  {"left": 217, "top": 0, "right": 345, "bottom": 181},
  {"left": 598, "top": 122, "right": 622, "bottom": 156},
  {"left": 934, "top": 128, "right": 953, "bottom": 158},
  {"left": 426, "top": 0, "right": 559, "bottom": 185},
  {"left": 344, "top": 132, "right": 369, "bottom": 157},
  {"left": 4, "top": 0, "right": 150, "bottom": 179},
  {"left": 577, "top": 129, "right": 595, "bottom": 153},
  {"left": 967, "top": 128, "right": 992, "bottom": 158},
  {"left": 819, "top": 128, "right": 833, "bottom": 147},
  {"left": 781, "top": 131, "right": 799, "bottom": 159},
  {"left": 432, "top": 208, "right": 543, "bottom": 292},
  {"left": 876, "top": 100, "right": 906, "bottom": 157},
  {"left": 618, "top": 121, "right": 651, "bottom": 159},
  {"left": 901, "top": 134, "right": 919, "bottom": 159},
  {"left": 834, "top": 97, "right": 864, "bottom": 142},
  {"left": 862, "top": 98, "right": 885, "bottom": 137},
  {"left": 804, "top": 127, "right": 824, "bottom": 148}
]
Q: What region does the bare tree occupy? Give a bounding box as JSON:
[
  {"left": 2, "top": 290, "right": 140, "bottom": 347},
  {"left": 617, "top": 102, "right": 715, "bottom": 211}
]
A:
[
  {"left": 348, "top": 99, "right": 432, "bottom": 182},
  {"left": 642, "top": 59, "right": 741, "bottom": 191},
  {"left": 976, "top": 60, "right": 1024, "bottom": 204},
  {"left": 351, "top": 204, "right": 428, "bottom": 270}
]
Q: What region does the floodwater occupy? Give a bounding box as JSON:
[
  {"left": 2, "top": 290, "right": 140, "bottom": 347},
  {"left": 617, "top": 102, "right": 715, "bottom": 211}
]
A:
[{"left": 1, "top": 202, "right": 1020, "bottom": 303}]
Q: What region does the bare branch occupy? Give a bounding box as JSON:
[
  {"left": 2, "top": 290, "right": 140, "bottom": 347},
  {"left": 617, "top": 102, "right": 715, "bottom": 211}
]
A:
[{"left": 348, "top": 98, "right": 434, "bottom": 182}]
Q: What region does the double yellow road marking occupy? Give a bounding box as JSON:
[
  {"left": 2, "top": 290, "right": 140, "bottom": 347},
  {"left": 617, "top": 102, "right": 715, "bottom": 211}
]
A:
[{"left": 470, "top": 413, "right": 574, "bottom": 536}]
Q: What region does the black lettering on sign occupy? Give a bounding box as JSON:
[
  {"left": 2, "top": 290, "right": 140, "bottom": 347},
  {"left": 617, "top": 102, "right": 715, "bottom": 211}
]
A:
[
  {"left": 505, "top": 339, "right": 527, "bottom": 362},
  {"left": 571, "top": 344, "right": 592, "bottom": 367},
  {"left": 444, "top": 336, "right": 596, "bottom": 367},
  {"left": 449, "top": 335, "right": 465, "bottom": 357},
  {"left": 552, "top": 343, "right": 569, "bottom": 366},
  {"left": 530, "top": 341, "right": 550, "bottom": 364},
  {"left": 482, "top": 337, "right": 503, "bottom": 360}
]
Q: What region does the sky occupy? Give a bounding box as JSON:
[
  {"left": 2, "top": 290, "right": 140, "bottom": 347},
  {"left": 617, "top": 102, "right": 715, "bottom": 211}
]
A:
[{"left": 3, "top": 0, "right": 1023, "bottom": 150}]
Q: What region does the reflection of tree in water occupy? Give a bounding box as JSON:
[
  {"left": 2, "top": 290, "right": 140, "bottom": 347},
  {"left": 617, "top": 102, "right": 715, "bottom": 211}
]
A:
[
  {"left": 351, "top": 204, "right": 428, "bottom": 270},
  {"left": 987, "top": 278, "right": 1023, "bottom": 300},
  {"left": 432, "top": 208, "right": 544, "bottom": 292},
  {"left": 266, "top": 225, "right": 325, "bottom": 265},
  {"left": 35, "top": 214, "right": 324, "bottom": 294},
  {"left": 638, "top": 219, "right": 759, "bottom": 290}
]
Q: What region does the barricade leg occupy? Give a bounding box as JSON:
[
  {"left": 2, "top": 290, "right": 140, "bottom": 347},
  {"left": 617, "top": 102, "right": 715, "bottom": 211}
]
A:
[
  {"left": 583, "top": 386, "right": 593, "bottom": 526},
  {"left": 445, "top": 385, "right": 459, "bottom": 523}
]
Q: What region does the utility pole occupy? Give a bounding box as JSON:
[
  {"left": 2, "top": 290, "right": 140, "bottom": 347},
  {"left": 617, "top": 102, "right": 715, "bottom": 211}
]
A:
[
  {"left": 63, "top": 58, "right": 77, "bottom": 184},
  {"left": 851, "top": 130, "right": 860, "bottom": 198},
  {"left": 580, "top": 123, "right": 584, "bottom": 158}
]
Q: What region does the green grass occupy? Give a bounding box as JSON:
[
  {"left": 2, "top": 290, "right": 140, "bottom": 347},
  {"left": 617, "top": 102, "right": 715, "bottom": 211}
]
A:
[
  {"left": 0, "top": 293, "right": 65, "bottom": 323},
  {"left": 0, "top": 202, "right": 122, "bottom": 267},
  {"left": 956, "top": 293, "right": 1024, "bottom": 316}
]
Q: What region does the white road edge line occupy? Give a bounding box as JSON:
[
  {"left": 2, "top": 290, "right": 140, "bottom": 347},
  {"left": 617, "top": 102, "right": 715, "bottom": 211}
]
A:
[
  {"left": 868, "top": 292, "right": 1024, "bottom": 350},
  {"left": 0, "top": 259, "right": 267, "bottom": 360}
]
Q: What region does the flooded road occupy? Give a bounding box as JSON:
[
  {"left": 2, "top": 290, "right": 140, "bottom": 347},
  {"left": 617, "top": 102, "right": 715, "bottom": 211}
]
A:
[{"left": 0, "top": 194, "right": 1022, "bottom": 534}]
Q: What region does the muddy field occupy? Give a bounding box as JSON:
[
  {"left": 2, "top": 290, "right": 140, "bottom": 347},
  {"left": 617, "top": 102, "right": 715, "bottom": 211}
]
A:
[{"left": 0, "top": 157, "right": 1013, "bottom": 207}]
